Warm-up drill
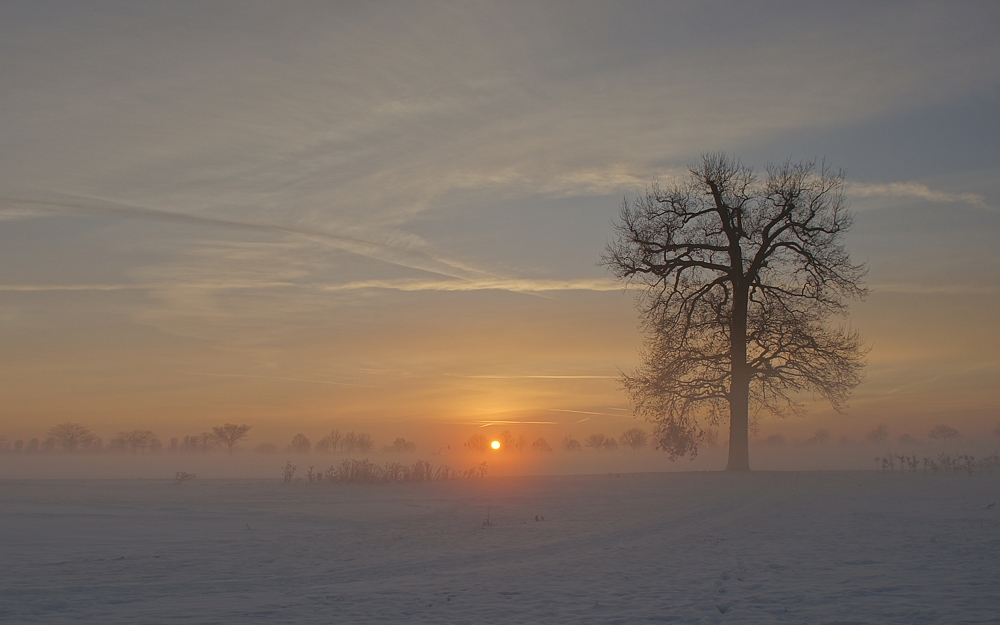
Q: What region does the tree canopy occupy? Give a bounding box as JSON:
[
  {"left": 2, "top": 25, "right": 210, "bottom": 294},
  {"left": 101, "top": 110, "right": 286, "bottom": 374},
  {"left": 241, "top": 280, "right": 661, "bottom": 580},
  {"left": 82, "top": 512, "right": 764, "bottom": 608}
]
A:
[{"left": 603, "top": 153, "right": 867, "bottom": 470}]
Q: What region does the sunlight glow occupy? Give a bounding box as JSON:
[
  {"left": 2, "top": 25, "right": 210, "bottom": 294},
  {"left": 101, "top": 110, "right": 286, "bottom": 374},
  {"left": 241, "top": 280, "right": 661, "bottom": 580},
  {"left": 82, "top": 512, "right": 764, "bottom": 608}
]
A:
[{"left": 491, "top": 440, "right": 501, "bottom": 450}]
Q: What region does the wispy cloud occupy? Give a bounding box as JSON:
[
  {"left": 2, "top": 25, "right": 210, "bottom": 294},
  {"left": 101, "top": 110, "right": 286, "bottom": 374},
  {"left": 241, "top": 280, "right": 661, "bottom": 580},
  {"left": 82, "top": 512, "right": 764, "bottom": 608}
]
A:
[
  {"left": 183, "top": 372, "right": 380, "bottom": 389},
  {"left": 460, "top": 374, "right": 616, "bottom": 379},
  {"left": 0, "top": 282, "right": 295, "bottom": 292},
  {"left": 320, "top": 278, "right": 620, "bottom": 294},
  {"left": 473, "top": 420, "right": 561, "bottom": 428},
  {"left": 849, "top": 182, "right": 990, "bottom": 210},
  {"left": 871, "top": 283, "right": 1000, "bottom": 295},
  {"left": 548, "top": 408, "right": 626, "bottom": 418},
  {"left": 0, "top": 193, "right": 498, "bottom": 282}
]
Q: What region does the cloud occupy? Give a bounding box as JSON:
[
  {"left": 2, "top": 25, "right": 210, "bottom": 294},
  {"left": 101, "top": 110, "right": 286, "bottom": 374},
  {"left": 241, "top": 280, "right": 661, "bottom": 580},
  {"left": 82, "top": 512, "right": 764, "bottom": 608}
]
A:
[
  {"left": 870, "top": 283, "right": 1000, "bottom": 295},
  {"left": 848, "top": 182, "right": 990, "bottom": 210},
  {"left": 0, "top": 193, "right": 498, "bottom": 282},
  {"left": 320, "top": 278, "right": 621, "bottom": 294}
]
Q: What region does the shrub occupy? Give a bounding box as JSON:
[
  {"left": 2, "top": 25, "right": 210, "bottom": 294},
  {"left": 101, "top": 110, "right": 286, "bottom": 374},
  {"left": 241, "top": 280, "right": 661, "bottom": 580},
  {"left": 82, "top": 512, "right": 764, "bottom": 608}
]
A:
[
  {"left": 320, "top": 458, "right": 480, "bottom": 483},
  {"left": 282, "top": 461, "right": 297, "bottom": 482}
]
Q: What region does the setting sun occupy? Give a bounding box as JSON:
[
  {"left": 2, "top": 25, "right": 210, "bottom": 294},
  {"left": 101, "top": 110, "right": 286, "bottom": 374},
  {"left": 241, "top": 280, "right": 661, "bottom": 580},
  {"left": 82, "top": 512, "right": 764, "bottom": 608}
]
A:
[{"left": 490, "top": 440, "right": 501, "bottom": 450}]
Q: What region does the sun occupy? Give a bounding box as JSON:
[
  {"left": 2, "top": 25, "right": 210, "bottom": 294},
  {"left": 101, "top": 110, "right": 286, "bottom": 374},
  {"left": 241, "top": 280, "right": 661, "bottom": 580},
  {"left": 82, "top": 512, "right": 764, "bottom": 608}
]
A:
[{"left": 490, "top": 440, "right": 501, "bottom": 450}]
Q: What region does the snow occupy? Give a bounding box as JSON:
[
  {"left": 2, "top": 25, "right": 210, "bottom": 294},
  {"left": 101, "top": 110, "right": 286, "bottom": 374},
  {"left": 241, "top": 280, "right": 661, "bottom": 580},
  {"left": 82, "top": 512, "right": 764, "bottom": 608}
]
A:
[{"left": 1, "top": 472, "right": 998, "bottom": 624}]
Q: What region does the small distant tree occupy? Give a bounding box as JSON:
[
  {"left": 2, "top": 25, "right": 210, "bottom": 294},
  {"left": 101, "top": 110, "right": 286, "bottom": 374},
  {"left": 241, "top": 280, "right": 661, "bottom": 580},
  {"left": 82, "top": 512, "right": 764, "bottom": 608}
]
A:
[
  {"left": 532, "top": 437, "right": 552, "bottom": 452},
  {"left": 603, "top": 437, "right": 619, "bottom": 450},
  {"left": 356, "top": 433, "right": 375, "bottom": 453},
  {"left": 866, "top": 424, "right": 888, "bottom": 444},
  {"left": 619, "top": 428, "right": 650, "bottom": 450},
  {"left": 341, "top": 431, "right": 358, "bottom": 453},
  {"left": 807, "top": 429, "right": 831, "bottom": 444},
  {"left": 562, "top": 435, "right": 582, "bottom": 451},
  {"left": 315, "top": 429, "right": 342, "bottom": 453},
  {"left": 288, "top": 433, "right": 311, "bottom": 454},
  {"left": 48, "top": 422, "right": 95, "bottom": 452},
  {"left": 213, "top": 423, "right": 252, "bottom": 453},
  {"left": 515, "top": 434, "right": 528, "bottom": 452},
  {"left": 499, "top": 430, "right": 516, "bottom": 450},
  {"left": 117, "top": 430, "right": 157, "bottom": 454},
  {"left": 928, "top": 424, "right": 959, "bottom": 442},
  {"left": 584, "top": 434, "right": 608, "bottom": 450},
  {"left": 386, "top": 437, "right": 416, "bottom": 453},
  {"left": 465, "top": 434, "right": 489, "bottom": 453}
]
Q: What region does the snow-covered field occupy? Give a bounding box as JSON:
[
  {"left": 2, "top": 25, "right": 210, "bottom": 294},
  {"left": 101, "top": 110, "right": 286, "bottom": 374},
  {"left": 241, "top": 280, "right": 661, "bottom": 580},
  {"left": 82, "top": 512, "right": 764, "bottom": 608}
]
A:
[{"left": 1, "top": 472, "right": 998, "bottom": 624}]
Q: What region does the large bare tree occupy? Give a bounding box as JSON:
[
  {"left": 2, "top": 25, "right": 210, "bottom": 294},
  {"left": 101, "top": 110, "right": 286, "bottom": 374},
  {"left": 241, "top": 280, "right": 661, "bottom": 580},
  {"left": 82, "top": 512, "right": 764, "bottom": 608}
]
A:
[{"left": 603, "top": 154, "right": 867, "bottom": 471}]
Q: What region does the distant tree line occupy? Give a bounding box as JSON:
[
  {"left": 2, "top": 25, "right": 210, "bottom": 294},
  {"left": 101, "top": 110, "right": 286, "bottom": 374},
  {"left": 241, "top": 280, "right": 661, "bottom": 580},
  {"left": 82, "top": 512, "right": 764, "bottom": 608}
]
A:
[{"left": 0, "top": 422, "right": 252, "bottom": 454}]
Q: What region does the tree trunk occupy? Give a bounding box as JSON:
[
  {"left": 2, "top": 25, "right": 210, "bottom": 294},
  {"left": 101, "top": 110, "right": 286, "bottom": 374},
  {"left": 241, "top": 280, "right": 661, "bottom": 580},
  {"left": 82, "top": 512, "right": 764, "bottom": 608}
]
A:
[
  {"left": 726, "top": 284, "right": 751, "bottom": 471},
  {"left": 726, "top": 371, "right": 751, "bottom": 471}
]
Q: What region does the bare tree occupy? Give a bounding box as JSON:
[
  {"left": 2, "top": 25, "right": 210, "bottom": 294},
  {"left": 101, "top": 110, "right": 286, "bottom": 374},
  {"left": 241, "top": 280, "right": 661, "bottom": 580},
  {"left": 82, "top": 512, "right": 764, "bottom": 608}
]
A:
[
  {"left": 603, "top": 154, "right": 867, "bottom": 471},
  {"left": 385, "top": 437, "right": 416, "bottom": 453},
  {"left": 288, "top": 433, "right": 311, "bottom": 454},
  {"left": 499, "top": 430, "right": 516, "bottom": 450},
  {"left": 866, "top": 424, "right": 889, "bottom": 444},
  {"left": 584, "top": 434, "right": 608, "bottom": 450},
  {"left": 48, "top": 422, "right": 95, "bottom": 452},
  {"left": 315, "top": 429, "right": 342, "bottom": 453},
  {"left": 619, "top": 428, "right": 650, "bottom": 450},
  {"left": 928, "top": 424, "right": 959, "bottom": 442},
  {"left": 562, "top": 435, "right": 581, "bottom": 451},
  {"left": 212, "top": 423, "right": 252, "bottom": 453},
  {"left": 116, "top": 430, "right": 157, "bottom": 454},
  {"left": 532, "top": 437, "right": 552, "bottom": 452},
  {"left": 356, "top": 433, "right": 375, "bottom": 453},
  {"left": 465, "top": 433, "right": 488, "bottom": 453}
]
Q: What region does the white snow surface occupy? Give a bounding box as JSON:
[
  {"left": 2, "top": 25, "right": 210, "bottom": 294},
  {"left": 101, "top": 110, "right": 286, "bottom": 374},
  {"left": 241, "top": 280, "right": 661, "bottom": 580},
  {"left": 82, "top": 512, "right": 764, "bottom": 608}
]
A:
[{"left": 1, "top": 472, "right": 998, "bottom": 624}]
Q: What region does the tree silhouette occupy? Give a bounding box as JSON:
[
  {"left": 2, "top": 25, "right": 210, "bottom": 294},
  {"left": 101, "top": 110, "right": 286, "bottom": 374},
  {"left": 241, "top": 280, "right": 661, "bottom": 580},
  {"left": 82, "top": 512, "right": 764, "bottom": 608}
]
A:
[
  {"left": 928, "top": 424, "right": 959, "bottom": 442},
  {"left": 619, "top": 428, "right": 650, "bottom": 450},
  {"left": 288, "top": 433, "right": 311, "bottom": 454},
  {"left": 531, "top": 437, "right": 552, "bottom": 452},
  {"left": 561, "top": 435, "right": 581, "bottom": 451},
  {"left": 116, "top": 430, "right": 157, "bottom": 454},
  {"left": 315, "top": 429, "right": 342, "bottom": 453},
  {"left": 604, "top": 154, "right": 867, "bottom": 470},
  {"left": 386, "top": 437, "right": 416, "bottom": 453},
  {"left": 866, "top": 424, "right": 889, "bottom": 444},
  {"left": 212, "top": 423, "right": 252, "bottom": 453},
  {"left": 48, "top": 422, "right": 95, "bottom": 452}
]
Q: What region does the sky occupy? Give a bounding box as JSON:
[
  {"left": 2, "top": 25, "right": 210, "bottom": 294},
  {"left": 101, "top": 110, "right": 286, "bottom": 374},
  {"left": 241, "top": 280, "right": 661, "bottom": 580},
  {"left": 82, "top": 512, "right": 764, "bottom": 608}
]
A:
[{"left": 1, "top": 1, "right": 998, "bottom": 452}]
